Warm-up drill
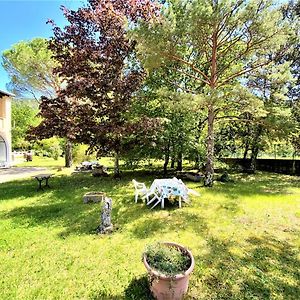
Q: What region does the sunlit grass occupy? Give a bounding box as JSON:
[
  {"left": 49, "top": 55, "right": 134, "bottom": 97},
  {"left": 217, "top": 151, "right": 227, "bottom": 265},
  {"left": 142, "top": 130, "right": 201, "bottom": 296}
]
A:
[
  {"left": 16, "top": 156, "right": 65, "bottom": 168},
  {"left": 0, "top": 171, "right": 299, "bottom": 299}
]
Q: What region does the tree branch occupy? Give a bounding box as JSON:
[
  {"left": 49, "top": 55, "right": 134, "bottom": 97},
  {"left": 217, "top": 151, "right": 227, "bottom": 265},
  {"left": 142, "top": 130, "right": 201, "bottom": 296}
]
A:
[
  {"left": 168, "top": 54, "right": 211, "bottom": 83},
  {"left": 218, "top": 60, "right": 271, "bottom": 87},
  {"left": 172, "top": 66, "right": 210, "bottom": 86},
  {"left": 219, "top": 43, "right": 289, "bottom": 86},
  {"left": 216, "top": 0, "right": 244, "bottom": 40},
  {"left": 165, "top": 78, "right": 196, "bottom": 94},
  {"left": 215, "top": 115, "right": 266, "bottom": 127}
]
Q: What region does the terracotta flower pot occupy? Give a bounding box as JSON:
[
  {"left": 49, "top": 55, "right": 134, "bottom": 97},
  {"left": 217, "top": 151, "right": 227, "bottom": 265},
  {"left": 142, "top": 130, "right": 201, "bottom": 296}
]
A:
[{"left": 143, "top": 242, "right": 195, "bottom": 300}]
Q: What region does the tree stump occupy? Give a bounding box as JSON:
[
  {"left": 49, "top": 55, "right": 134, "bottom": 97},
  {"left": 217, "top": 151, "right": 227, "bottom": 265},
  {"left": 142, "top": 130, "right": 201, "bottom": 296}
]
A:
[{"left": 96, "top": 197, "right": 113, "bottom": 234}]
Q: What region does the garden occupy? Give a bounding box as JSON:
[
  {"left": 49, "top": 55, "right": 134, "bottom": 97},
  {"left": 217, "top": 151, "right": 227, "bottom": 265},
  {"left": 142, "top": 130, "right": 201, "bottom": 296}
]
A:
[
  {"left": 0, "top": 158, "right": 299, "bottom": 299},
  {"left": 0, "top": 0, "right": 300, "bottom": 299}
]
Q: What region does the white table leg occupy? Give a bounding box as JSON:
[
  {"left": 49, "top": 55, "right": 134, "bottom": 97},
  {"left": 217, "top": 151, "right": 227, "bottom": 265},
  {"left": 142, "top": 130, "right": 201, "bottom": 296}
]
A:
[
  {"left": 161, "top": 198, "right": 164, "bottom": 209},
  {"left": 179, "top": 196, "right": 182, "bottom": 208}
]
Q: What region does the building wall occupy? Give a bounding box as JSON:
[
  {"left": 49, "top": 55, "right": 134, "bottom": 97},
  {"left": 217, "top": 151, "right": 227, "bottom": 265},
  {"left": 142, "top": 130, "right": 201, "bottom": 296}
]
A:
[{"left": 0, "top": 95, "right": 12, "bottom": 167}]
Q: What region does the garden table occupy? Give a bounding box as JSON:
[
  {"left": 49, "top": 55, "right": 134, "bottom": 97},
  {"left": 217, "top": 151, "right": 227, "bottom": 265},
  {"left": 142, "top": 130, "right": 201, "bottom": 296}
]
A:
[{"left": 147, "top": 178, "right": 189, "bottom": 209}]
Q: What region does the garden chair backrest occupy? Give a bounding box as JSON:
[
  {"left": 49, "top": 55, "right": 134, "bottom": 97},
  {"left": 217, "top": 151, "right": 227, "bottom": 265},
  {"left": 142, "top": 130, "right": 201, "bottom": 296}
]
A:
[
  {"left": 132, "top": 179, "right": 148, "bottom": 203},
  {"left": 132, "top": 179, "right": 147, "bottom": 190}
]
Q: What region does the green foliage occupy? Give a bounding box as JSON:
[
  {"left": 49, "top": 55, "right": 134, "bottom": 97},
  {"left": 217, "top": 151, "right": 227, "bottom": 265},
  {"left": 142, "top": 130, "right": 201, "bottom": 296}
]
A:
[
  {"left": 283, "top": 1, "right": 300, "bottom": 155},
  {"left": 127, "top": 70, "right": 206, "bottom": 168},
  {"left": 145, "top": 242, "right": 191, "bottom": 276},
  {"left": 2, "top": 38, "right": 59, "bottom": 99},
  {"left": 283, "top": 0, "right": 300, "bottom": 102},
  {"left": 133, "top": 0, "right": 292, "bottom": 183},
  {"left": 134, "top": 0, "right": 290, "bottom": 86},
  {"left": 72, "top": 144, "right": 97, "bottom": 164},
  {"left": 214, "top": 56, "right": 295, "bottom": 160},
  {"left": 11, "top": 100, "right": 39, "bottom": 150},
  {"left": 33, "top": 137, "right": 63, "bottom": 160}
]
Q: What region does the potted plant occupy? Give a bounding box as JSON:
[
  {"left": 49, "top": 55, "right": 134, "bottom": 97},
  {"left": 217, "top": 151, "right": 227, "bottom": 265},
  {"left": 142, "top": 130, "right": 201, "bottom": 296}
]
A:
[{"left": 143, "top": 242, "right": 195, "bottom": 300}]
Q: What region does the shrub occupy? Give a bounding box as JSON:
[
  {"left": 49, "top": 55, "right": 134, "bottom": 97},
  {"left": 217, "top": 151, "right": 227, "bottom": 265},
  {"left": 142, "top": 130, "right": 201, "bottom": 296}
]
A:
[
  {"left": 72, "top": 144, "right": 97, "bottom": 163},
  {"left": 33, "top": 137, "right": 63, "bottom": 160},
  {"left": 144, "top": 242, "right": 191, "bottom": 276}
]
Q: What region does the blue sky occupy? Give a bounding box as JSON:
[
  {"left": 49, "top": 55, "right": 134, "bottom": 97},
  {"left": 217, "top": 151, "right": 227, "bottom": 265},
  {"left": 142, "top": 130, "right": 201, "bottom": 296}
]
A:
[
  {"left": 0, "top": 0, "right": 288, "bottom": 92},
  {"left": 0, "top": 0, "right": 85, "bottom": 91}
]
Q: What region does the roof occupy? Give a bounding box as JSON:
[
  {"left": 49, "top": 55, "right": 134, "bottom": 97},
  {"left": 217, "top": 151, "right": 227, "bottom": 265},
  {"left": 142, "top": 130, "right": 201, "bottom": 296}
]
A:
[{"left": 0, "top": 89, "right": 15, "bottom": 97}]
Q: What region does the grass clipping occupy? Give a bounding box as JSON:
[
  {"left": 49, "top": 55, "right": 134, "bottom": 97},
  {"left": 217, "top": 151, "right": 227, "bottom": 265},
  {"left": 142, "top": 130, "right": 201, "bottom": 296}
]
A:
[{"left": 145, "top": 243, "right": 191, "bottom": 276}]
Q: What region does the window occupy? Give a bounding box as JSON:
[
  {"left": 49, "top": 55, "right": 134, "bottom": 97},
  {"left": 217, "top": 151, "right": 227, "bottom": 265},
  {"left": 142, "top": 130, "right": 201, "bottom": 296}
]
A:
[{"left": 0, "top": 136, "right": 7, "bottom": 163}]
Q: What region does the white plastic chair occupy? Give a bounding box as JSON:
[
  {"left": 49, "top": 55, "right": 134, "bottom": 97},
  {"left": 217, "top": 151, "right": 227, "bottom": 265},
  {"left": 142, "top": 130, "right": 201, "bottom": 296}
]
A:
[
  {"left": 132, "top": 179, "right": 149, "bottom": 203},
  {"left": 146, "top": 189, "right": 163, "bottom": 209}
]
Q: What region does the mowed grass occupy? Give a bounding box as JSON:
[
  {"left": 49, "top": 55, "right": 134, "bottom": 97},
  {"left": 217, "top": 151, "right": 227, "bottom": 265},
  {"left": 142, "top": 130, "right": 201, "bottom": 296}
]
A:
[
  {"left": 16, "top": 156, "right": 65, "bottom": 168},
  {"left": 15, "top": 155, "right": 118, "bottom": 168},
  {"left": 0, "top": 170, "right": 299, "bottom": 300}
]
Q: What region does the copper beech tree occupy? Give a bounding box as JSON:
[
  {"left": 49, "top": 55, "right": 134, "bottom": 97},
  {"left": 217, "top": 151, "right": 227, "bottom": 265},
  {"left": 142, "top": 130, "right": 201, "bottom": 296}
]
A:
[{"left": 30, "top": 0, "right": 159, "bottom": 177}]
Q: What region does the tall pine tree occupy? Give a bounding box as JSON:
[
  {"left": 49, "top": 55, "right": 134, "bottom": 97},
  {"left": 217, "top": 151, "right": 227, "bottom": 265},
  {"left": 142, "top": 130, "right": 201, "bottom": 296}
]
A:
[{"left": 134, "top": 0, "right": 291, "bottom": 186}]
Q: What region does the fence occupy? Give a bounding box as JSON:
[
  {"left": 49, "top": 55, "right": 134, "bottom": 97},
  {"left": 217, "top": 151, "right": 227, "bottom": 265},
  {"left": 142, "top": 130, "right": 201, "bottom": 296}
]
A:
[{"left": 222, "top": 158, "right": 300, "bottom": 175}]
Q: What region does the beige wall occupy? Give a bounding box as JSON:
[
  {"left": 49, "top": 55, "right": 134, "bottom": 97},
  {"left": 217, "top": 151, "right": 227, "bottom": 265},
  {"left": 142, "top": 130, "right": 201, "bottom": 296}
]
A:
[
  {"left": 0, "top": 97, "right": 6, "bottom": 117},
  {"left": 0, "top": 96, "right": 12, "bottom": 166}
]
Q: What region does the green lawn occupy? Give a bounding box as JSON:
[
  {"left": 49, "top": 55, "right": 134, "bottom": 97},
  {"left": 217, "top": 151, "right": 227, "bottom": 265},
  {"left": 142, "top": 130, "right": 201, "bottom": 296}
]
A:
[
  {"left": 16, "top": 156, "right": 65, "bottom": 168},
  {"left": 0, "top": 170, "right": 299, "bottom": 299},
  {"left": 15, "top": 156, "right": 117, "bottom": 169}
]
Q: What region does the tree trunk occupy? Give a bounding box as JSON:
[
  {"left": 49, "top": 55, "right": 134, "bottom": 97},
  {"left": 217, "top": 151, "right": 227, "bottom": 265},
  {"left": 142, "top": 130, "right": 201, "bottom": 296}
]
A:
[
  {"left": 204, "top": 104, "right": 215, "bottom": 187},
  {"left": 292, "top": 151, "right": 296, "bottom": 175},
  {"left": 243, "top": 141, "right": 249, "bottom": 160},
  {"left": 249, "top": 126, "right": 263, "bottom": 173},
  {"left": 205, "top": 26, "right": 217, "bottom": 187},
  {"left": 249, "top": 146, "right": 259, "bottom": 173},
  {"left": 194, "top": 154, "right": 200, "bottom": 170},
  {"left": 64, "top": 140, "right": 73, "bottom": 168},
  {"left": 163, "top": 141, "right": 170, "bottom": 176},
  {"left": 114, "top": 151, "right": 120, "bottom": 178},
  {"left": 170, "top": 157, "right": 175, "bottom": 169},
  {"left": 176, "top": 152, "right": 183, "bottom": 171}
]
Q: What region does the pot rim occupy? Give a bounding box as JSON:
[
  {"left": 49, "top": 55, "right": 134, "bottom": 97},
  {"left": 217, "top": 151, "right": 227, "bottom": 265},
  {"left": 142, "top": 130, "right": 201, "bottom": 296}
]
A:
[{"left": 143, "top": 241, "right": 195, "bottom": 280}]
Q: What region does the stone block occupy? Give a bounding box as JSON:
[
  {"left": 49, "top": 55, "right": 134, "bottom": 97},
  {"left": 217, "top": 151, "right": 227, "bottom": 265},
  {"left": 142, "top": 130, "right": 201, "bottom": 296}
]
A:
[{"left": 83, "top": 192, "right": 105, "bottom": 204}]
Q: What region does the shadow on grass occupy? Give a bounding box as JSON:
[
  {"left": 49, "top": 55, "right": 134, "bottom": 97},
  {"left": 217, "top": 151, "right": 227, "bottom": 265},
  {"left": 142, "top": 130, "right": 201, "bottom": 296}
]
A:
[
  {"left": 2, "top": 201, "right": 101, "bottom": 236},
  {"left": 2, "top": 170, "right": 298, "bottom": 239},
  {"left": 129, "top": 210, "right": 208, "bottom": 239},
  {"left": 0, "top": 172, "right": 161, "bottom": 237},
  {"left": 208, "top": 172, "right": 300, "bottom": 202},
  {"left": 194, "top": 232, "right": 300, "bottom": 300},
  {"left": 241, "top": 235, "right": 300, "bottom": 299},
  {"left": 0, "top": 171, "right": 298, "bottom": 231},
  {"left": 216, "top": 200, "right": 241, "bottom": 214},
  {"left": 124, "top": 275, "right": 154, "bottom": 300},
  {"left": 0, "top": 179, "right": 39, "bottom": 201},
  {"left": 91, "top": 275, "right": 153, "bottom": 300},
  {"left": 91, "top": 293, "right": 123, "bottom": 300}
]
